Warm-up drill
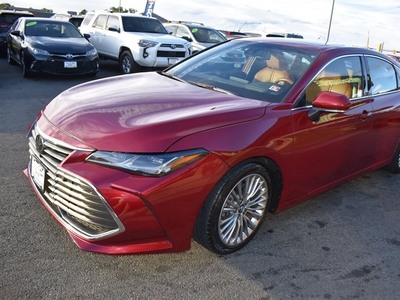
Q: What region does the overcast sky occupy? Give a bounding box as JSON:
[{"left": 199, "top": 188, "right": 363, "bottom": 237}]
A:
[{"left": 10, "top": 0, "right": 400, "bottom": 52}]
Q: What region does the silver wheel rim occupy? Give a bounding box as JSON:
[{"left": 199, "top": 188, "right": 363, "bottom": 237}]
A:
[
  {"left": 122, "top": 56, "right": 131, "bottom": 73},
  {"left": 218, "top": 174, "right": 268, "bottom": 246}
]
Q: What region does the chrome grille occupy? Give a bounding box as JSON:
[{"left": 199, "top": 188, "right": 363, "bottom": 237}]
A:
[
  {"left": 160, "top": 44, "right": 185, "bottom": 48},
  {"left": 28, "top": 123, "right": 123, "bottom": 240}
]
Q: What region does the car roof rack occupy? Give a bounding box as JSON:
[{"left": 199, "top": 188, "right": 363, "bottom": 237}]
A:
[{"left": 166, "top": 20, "right": 205, "bottom": 26}]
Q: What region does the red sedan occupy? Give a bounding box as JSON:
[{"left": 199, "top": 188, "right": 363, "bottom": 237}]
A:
[{"left": 25, "top": 38, "right": 400, "bottom": 255}]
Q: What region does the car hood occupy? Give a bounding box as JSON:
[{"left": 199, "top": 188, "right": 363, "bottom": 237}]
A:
[
  {"left": 26, "top": 36, "right": 94, "bottom": 53},
  {"left": 41, "top": 72, "right": 267, "bottom": 152}
]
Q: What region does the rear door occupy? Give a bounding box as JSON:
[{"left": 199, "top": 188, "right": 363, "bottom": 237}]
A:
[
  {"left": 101, "top": 15, "right": 120, "bottom": 58},
  {"left": 88, "top": 14, "right": 108, "bottom": 55},
  {"left": 363, "top": 55, "right": 400, "bottom": 164}
]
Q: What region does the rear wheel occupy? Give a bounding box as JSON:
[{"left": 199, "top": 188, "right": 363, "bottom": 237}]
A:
[
  {"left": 119, "top": 50, "right": 140, "bottom": 74},
  {"left": 193, "top": 162, "right": 271, "bottom": 254},
  {"left": 21, "top": 51, "right": 31, "bottom": 78},
  {"left": 386, "top": 143, "right": 400, "bottom": 174}
]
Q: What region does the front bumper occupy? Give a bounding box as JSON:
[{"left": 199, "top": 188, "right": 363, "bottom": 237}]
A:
[
  {"left": 28, "top": 54, "right": 100, "bottom": 75},
  {"left": 25, "top": 121, "right": 228, "bottom": 254}
]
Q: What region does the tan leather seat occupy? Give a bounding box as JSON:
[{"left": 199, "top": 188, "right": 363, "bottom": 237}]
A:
[
  {"left": 253, "top": 54, "right": 294, "bottom": 85},
  {"left": 306, "top": 69, "right": 352, "bottom": 104}
]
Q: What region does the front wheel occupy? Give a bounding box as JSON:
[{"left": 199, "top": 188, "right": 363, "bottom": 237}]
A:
[
  {"left": 193, "top": 162, "right": 271, "bottom": 254},
  {"left": 119, "top": 50, "right": 140, "bottom": 74},
  {"left": 21, "top": 51, "right": 31, "bottom": 78}
]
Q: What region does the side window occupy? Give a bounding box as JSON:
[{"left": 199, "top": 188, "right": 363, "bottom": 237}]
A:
[
  {"left": 81, "top": 14, "right": 94, "bottom": 27},
  {"left": 165, "top": 25, "right": 176, "bottom": 35},
  {"left": 93, "top": 15, "right": 107, "bottom": 29},
  {"left": 107, "top": 15, "right": 119, "bottom": 30},
  {"left": 366, "top": 57, "right": 397, "bottom": 95},
  {"left": 304, "top": 57, "right": 363, "bottom": 105},
  {"left": 176, "top": 26, "right": 190, "bottom": 39}
]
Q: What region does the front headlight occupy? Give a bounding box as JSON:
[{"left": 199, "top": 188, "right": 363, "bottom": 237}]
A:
[
  {"left": 27, "top": 45, "right": 50, "bottom": 56},
  {"left": 86, "top": 149, "right": 208, "bottom": 176},
  {"left": 86, "top": 48, "right": 98, "bottom": 58},
  {"left": 138, "top": 39, "right": 158, "bottom": 48}
]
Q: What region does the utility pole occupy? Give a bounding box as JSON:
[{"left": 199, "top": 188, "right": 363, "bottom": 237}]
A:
[{"left": 325, "top": 0, "right": 335, "bottom": 44}]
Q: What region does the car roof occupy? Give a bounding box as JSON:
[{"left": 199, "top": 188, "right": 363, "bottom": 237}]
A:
[
  {"left": 0, "top": 10, "right": 34, "bottom": 16},
  {"left": 92, "top": 12, "right": 157, "bottom": 19},
  {"left": 164, "top": 21, "right": 214, "bottom": 29},
  {"left": 229, "top": 37, "right": 387, "bottom": 57},
  {"left": 18, "top": 17, "right": 77, "bottom": 23}
]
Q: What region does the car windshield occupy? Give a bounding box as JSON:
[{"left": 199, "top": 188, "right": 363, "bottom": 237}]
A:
[
  {"left": 188, "top": 25, "right": 226, "bottom": 43},
  {"left": 165, "top": 39, "right": 318, "bottom": 103},
  {"left": 122, "top": 16, "right": 168, "bottom": 34},
  {"left": 24, "top": 20, "right": 82, "bottom": 38}
]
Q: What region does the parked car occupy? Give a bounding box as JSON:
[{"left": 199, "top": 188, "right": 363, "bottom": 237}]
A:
[
  {"left": 50, "top": 13, "right": 85, "bottom": 28},
  {"left": 218, "top": 30, "right": 248, "bottom": 40},
  {"left": 387, "top": 53, "right": 400, "bottom": 63},
  {"left": 164, "top": 21, "right": 226, "bottom": 53},
  {"left": 79, "top": 12, "right": 191, "bottom": 74},
  {"left": 6, "top": 17, "right": 99, "bottom": 77},
  {"left": 0, "top": 9, "right": 34, "bottom": 54},
  {"left": 266, "top": 32, "right": 304, "bottom": 39},
  {"left": 25, "top": 38, "right": 400, "bottom": 255}
]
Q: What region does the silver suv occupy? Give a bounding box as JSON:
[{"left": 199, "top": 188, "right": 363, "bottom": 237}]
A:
[
  {"left": 163, "top": 21, "right": 226, "bottom": 53},
  {"left": 79, "top": 12, "right": 191, "bottom": 73}
]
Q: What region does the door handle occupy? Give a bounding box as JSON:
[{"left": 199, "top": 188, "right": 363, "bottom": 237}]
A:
[{"left": 359, "top": 110, "right": 370, "bottom": 121}]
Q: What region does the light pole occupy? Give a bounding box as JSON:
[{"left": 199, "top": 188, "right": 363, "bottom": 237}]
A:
[{"left": 325, "top": 0, "right": 335, "bottom": 44}]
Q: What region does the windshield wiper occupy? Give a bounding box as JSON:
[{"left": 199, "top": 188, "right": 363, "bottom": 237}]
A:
[
  {"left": 188, "top": 81, "right": 236, "bottom": 95},
  {"left": 160, "top": 71, "right": 186, "bottom": 83}
]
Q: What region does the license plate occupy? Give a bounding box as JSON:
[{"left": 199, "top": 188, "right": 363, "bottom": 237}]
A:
[
  {"left": 168, "top": 58, "right": 178, "bottom": 65},
  {"left": 31, "top": 156, "right": 45, "bottom": 191},
  {"left": 64, "top": 61, "right": 77, "bottom": 68}
]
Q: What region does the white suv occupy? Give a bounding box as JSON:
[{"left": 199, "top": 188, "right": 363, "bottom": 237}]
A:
[{"left": 79, "top": 12, "right": 191, "bottom": 74}]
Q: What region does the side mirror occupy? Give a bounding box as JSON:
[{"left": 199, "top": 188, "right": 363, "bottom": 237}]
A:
[
  {"left": 83, "top": 33, "right": 91, "bottom": 40},
  {"left": 108, "top": 25, "right": 120, "bottom": 33},
  {"left": 181, "top": 36, "right": 192, "bottom": 42},
  {"left": 308, "top": 91, "right": 351, "bottom": 121},
  {"left": 11, "top": 30, "right": 21, "bottom": 37}
]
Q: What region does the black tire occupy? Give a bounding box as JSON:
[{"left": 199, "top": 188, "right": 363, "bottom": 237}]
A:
[
  {"left": 119, "top": 50, "right": 140, "bottom": 74},
  {"left": 7, "top": 47, "right": 16, "bottom": 65},
  {"left": 21, "top": 51, "right": 31, "bottom": 78},
  {"left": 193, "top": 161, "right": 272, "bottom": 254},
  {"left": 386, "top": 143, "right": 400, "bottom": 174}
]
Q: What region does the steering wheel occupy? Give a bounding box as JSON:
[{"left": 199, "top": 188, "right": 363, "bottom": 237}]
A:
[{"left": 275, "top": 78, "right": 294, "bottom": 85}]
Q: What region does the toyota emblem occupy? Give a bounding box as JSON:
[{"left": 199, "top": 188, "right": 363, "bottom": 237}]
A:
[
  {"left": 35, "top": 135, "right": 45, "bottom": 154},
  {"left": 66, "top": 53, "right": 74, "bottom": 59},
  {"left": 170, "top": 44, "right": 176, "bottom": 49}
]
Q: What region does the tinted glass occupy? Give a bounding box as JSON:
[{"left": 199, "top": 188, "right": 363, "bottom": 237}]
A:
[
  {"left": 304, "top": 56, "right": 363, "bottom": 105},
  {"left": 122, "top": 17, "right": 167, "bottom": 34},
  {"left": 187, "top": 25, "right": 226, "bottom": 43},
  {"left": 0, "top": 12, "right": 32, "bottom": 33},
  {"left": 167, "top": 40, "right": 317, "bottom": 103},
  {"left": 24, "top": 20, "right": 82, "bottom": 38},
  {"left": 366, "top": 57, "right": 397, "bottom": 95}
]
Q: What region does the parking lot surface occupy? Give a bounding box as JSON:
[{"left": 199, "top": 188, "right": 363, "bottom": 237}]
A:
[{"left": 1, "top": 56, "right": 400, "bottom": 299}]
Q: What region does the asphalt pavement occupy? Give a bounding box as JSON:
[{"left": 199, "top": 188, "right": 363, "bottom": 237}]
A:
[{"left": 1, "top": 56, "right": 400, "bottom": 300}]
